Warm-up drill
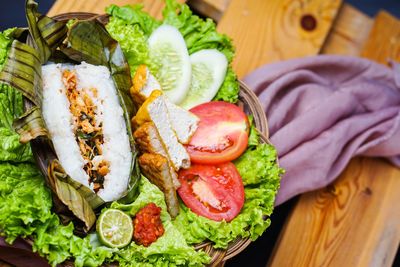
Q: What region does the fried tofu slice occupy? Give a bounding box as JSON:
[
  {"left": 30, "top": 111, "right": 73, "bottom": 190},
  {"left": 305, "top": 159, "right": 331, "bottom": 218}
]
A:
[
  {"left": 164, "top": 100, "right": 199, "bottom": 144},
  {"left": 131, "top": 65, "right": 199, "bottom": 144},
  {"left": 134, "top": 122, "right": 180, "bottom": 189},
  {"left": 133, "top": 91, "right": 190, "bottom": 170},
  {"left": 139, "top": 153, "right": 180, "bottom": 218}
]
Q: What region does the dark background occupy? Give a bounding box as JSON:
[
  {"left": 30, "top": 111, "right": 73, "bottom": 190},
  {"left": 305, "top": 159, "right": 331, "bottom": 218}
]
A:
[
  {"left": 1, "top": 0, "right": 400, "bottom": 30},
  {"left": 1, "top": 0, "right": 400, "bottom": 267}
]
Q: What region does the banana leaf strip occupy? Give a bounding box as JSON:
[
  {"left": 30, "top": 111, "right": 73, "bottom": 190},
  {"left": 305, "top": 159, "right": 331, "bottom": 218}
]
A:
[
  {"left": 0, "top": 40, "right": 41, "bottom": 106},
  {"left": 37, "top": 16, "right": 68, "bottom": 51},
  {"left": 47, "top": 160, "right": 96, "bottom": 231},
  {"left": 50, "top": 160, "right": 105, "bottom": 210},
  {"left": 25, "top": 0, "right": 51, "bottom": 63},
  {"left": 13, "top": 106, "right": 48, "bottom": 143}
]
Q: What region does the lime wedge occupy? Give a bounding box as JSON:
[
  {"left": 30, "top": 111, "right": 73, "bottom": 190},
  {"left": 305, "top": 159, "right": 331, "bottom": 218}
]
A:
[
  {"left": 180, "top": 49, "right": 228, "bottom": 110},
  {"left": 96, "top": 209, "right": 133, "bottom": 248},
  {"left": 148, "top": 25, "right": 192, "bottom": 104}
]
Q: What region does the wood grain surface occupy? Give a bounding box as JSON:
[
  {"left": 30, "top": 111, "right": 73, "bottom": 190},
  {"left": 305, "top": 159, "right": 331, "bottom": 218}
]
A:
[
  {"left": 48, "top": 0, "right": 183, "bottom": 19},
  {"left": 216, "top": 0, "right": 342, "bottom": 78},
  {"left": 321, "top": 4, "right": 373, "bottom": 56},
  {"left": 268, "top": 158, "right": 400, "bottom": 267},
  {"left": 361, "top": 11, "right": 400, "bottom": 65},
  {"left": 268, "top": 10, "right": 400, "bottom": 267}
]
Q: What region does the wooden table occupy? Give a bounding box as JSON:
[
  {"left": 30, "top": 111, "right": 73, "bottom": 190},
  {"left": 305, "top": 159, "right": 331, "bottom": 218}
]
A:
[
  {"left": 48, "top": 0, "right": 400, "bottom": 266},
  {"left": 191, "top": 1, "right": 400, "bottom": 266}
]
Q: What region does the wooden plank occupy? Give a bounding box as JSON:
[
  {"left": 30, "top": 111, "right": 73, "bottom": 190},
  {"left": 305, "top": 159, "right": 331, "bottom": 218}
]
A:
[
  {"left": 189, "top": 2, "right": 373, "bottom": 57},
  {"left": 268, "top": 158, "right": 400, "bottom": 267},
  {"left": 216, "top": 0, "right": 342, "bottom": 78},
  {"left": 321, "top": 4, "right": 373, "bottom": 56},
  {"left": 47, "top": 0, "right": 183, "bottom": 19},
  {"left": 269, "top": 11, "right": 400, "bottom": 267},
  {"left": 361, "top": 11, "right": 400, "bottom": 65}
]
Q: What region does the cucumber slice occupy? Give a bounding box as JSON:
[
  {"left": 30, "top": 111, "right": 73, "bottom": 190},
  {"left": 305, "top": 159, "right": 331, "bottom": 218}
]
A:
[
  {"left": 180, "top": 49, "right": 228, "bottom": 110},
  {"left": 148, "top": 25, "right": 191, "bottom": 104}
]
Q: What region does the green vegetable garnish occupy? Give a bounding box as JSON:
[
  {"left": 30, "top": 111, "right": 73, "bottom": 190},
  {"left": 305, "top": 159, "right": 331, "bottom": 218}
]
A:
[
  {"left": 96, "top": 209, "right": 133, "bottom": 248},
  {"left": 106, "top": 0, "right": 240, "bottom": 103}
]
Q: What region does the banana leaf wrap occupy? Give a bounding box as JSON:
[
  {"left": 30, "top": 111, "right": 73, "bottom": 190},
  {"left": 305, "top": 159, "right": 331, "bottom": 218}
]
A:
[{"left": 0, "top": 0, "right": 140, "bottom": 232}]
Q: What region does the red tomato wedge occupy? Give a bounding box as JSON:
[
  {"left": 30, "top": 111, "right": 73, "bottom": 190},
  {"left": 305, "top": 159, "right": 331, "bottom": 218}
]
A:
[
  {"left": 187, "top": 101, "right": 249, "bottom": 164},
  {"left": 177, "top": 163, "right": 245, "bottom": 222}
]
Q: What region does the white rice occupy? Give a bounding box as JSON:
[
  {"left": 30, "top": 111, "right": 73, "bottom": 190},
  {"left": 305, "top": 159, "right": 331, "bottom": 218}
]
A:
[{"left": 42, "top": 62, "right": 132, "bottom": 202}]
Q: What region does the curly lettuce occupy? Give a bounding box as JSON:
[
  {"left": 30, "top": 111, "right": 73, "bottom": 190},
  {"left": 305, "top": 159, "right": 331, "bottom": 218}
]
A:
[
  {"left": 106, "top": 0, "right": 240, "bottom": 103},
  {"left": 0, "top": 163, "right": 52, "bottom": 243},
  {"left": 0, "top": 29, "right": 13, "bottom": 69},
  {"left": 106, "top": 5, "right": 159, "bottom": 75},
  {"left": 33, "top": 216, "right": 114, "bottom": 267}
]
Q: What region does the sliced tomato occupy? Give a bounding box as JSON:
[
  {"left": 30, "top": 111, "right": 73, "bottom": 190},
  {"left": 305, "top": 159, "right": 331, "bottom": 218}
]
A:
[
  {"left": 187, "top": 101, "right": 249, "bottom": 164},
  {"left": 177, "top": 162, "right": 245, "bottom": 222}
]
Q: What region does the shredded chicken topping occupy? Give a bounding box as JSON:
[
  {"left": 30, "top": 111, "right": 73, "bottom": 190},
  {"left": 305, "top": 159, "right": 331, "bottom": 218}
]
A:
[{"left": 62, "top": 70, "right": 109, "bottom": 192}]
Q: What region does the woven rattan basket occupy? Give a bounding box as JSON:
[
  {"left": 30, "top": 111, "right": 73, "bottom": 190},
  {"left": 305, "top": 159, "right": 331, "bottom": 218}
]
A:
[{"left": 28, "top": 12, "right": 273, "bottom": 267}]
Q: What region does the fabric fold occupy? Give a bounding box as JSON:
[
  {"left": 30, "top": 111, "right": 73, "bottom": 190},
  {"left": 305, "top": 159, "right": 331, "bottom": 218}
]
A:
[{"left": 244, "top": 55, "right": 400, "bottom": 205}]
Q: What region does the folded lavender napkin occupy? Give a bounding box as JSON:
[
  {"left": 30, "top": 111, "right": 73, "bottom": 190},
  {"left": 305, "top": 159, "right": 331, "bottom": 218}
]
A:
[{"left": 244, "top": 55, "right": 400, "bottom": 206}]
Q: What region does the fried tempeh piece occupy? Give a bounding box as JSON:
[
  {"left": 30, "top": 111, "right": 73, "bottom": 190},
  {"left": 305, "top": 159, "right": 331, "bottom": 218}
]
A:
[
  {"left": 139, "top": 153, "right": 180, "bottom": 218},
  {"left": 134, "top": 122, "right": 180, "bottom": 189}
]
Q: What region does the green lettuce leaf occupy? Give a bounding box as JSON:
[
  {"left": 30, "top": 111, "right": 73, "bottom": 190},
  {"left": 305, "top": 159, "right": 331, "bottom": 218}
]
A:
[
  {"left": 213, "top": 68, "right": 240, "bottom": 103},
  {"left": 33, "top": 215, "right": 114, "bottom": 267},
  {"left": 106, "top": 5, "right": 159, "bottom": 75},
  {"left": 247, "top": 115, "right": 260, "bottom": 148},
  {"left": 0, "top": 31, "right": 33, "bottom": 162},
  {"left": 0, "top": 162, "right": 52, "bottom": 243},
  {"left": 111, "top": 177, "right": 210, "bottom": 267},
  {"left": 106, "top": 0, "right": 240, "bottom": 103},
  {"left": 0, "top": 30, "right": 11, "bottom": 69},
  {"left": 173, "top": 143, "right": 283, "bottom": 249},
  {"left": 162, "top": 0, "right": 233, "bottom": 61},
  {"left": 0, "top": 127, "right": 32, "bottom": 162},
  {"left": 106, "top": 4, "right": 160, "bottom": 36}
]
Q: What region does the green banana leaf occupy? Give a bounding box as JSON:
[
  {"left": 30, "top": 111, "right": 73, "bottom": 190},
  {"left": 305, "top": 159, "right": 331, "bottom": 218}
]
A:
[
  {"left": 26, "top": 0, "right": 67, "bottom": 63},
  {"left": 0, "top": 0, "right": 140, "bottom": 231},
  {"left": 13, "top": 107, "right": 48, "bottom": 143},
  {"left": 0, "top": 40, "right": 41, "bottom": 107},
  {"left": 48, "top": 160, "right": 100, "bottom": 231}
]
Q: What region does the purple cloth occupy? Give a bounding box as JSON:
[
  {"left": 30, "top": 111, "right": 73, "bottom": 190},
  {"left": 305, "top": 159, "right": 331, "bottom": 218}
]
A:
[
  {"left": 244, "top": 55, "right": 400, "bottom": 206},
  {"left": 0, "top": 238, "right": 50, "bottom": 267}
]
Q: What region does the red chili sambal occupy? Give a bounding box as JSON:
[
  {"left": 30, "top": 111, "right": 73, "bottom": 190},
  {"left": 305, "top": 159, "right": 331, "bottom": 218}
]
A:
[{"left": 133, "top": 203, "right": 164, "bottom": 247}]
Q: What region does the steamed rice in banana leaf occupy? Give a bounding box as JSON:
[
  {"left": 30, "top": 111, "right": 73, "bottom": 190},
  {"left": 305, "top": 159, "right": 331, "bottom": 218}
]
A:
[{"left": 0, "top": 0, "right": 140, "bottom": 230}]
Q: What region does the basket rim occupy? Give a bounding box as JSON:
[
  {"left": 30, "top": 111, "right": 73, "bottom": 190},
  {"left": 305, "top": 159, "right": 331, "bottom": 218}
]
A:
[{"left": 32, "top": 12, "right": 273, "bottom": 266}]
